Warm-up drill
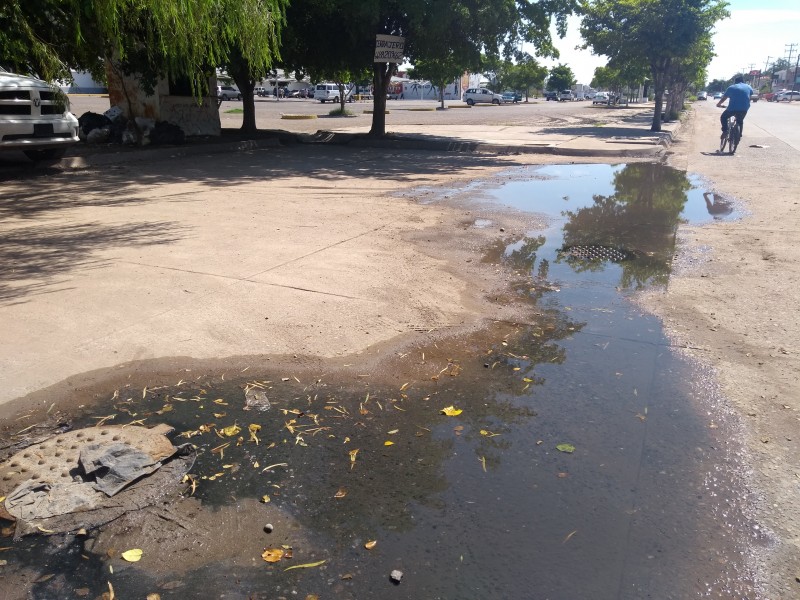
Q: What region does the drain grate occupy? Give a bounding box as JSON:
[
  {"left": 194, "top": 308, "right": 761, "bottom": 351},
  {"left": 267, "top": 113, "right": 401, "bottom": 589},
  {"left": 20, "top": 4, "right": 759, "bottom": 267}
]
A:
[{"left": 559, "top": 245, "right": 636, "bottom": 263}]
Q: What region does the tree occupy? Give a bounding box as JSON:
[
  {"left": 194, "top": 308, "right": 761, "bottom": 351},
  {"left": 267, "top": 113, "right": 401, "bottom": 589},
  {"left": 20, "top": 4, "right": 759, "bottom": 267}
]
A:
[
  {"left": 2, "top": 0, "right": 286, "bottom": 128},
  {"left": 281, "top": 0, "right": 578, "bottom": 136},
  {"left": 505, "top": 55, "right": 548, "bottom": 100},
  {"left": 409, "top": 56, "right": 464, "bottom": 109},
  {"left": 547, "top": 64, "right": 576, "bottom": 91},
  {"left": 581, "top": 0, "right": 729, "bottom": 131}
]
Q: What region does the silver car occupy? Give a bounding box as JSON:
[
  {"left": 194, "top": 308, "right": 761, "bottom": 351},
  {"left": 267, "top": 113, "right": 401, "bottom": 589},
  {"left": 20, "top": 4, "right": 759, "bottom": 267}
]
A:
[
  {"left": 463, "top": 88, "right": 503, "bottom": 105},
  {"left": 0, "top": 70, "right": 79, "bottom": 161}
]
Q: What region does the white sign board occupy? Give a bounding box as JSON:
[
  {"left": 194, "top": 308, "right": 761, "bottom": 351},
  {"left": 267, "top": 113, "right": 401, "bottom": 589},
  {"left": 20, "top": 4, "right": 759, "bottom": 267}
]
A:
[{"left": 374, "top": 35, "right": 405, "bottom": 63}]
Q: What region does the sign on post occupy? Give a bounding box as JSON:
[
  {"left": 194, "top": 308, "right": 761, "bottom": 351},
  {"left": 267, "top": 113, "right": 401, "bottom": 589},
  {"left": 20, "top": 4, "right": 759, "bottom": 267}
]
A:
[{"left": 374, "top": 35, "right": 405, "bottom": 63}]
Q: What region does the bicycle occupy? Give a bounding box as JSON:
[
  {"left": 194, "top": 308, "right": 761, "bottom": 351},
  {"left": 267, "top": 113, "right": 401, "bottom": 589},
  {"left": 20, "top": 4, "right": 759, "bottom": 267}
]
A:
[{"left": 719, "top": 113, "right": 741, "bottom": 154}]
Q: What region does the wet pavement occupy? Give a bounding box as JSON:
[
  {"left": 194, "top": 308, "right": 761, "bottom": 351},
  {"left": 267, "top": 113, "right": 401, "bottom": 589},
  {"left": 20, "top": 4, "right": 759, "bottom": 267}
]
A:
[{"left": 1, "top": 163, "right": 764, "bottom": 599}]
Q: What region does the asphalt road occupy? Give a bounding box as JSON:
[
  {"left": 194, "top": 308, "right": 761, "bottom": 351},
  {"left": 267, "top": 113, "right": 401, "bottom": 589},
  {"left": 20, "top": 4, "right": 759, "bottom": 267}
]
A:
[
  {"left": 696, "top": 97, "right": 800, "bottom": 152},
  {"left": 65, "top": 94, "right": 603, "bottom": 134}
]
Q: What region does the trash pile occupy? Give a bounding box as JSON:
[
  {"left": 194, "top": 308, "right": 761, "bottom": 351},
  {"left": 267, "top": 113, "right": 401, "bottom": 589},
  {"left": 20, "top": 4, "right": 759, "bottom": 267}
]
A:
[
  {"left": 78, "top": 106, "right": 186, "bottom": 146},
  {"left": 0, "top": 424, "right": 194, "bottom": 537}
]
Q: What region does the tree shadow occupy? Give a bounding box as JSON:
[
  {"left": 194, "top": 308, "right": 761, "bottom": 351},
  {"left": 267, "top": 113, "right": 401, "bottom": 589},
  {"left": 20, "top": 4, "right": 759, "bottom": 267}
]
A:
[{"left": 0, "top": 220, "right": 186, "bottom": 304}]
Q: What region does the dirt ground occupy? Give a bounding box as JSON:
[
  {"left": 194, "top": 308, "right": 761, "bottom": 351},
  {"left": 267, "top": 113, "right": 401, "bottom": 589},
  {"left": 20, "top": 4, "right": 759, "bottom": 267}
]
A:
[
  {"left": 643, "top": 106, "right": 800, "bottom": 598},
  {"left": 2, "top": 101, "right": 799, "bottom": 597}
]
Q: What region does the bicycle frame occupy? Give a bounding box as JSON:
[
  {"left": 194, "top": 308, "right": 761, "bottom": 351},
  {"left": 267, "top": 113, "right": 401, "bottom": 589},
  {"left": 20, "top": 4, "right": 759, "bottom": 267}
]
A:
[{"left": 720, "top": 114, "right": 741, "bottom": 154}]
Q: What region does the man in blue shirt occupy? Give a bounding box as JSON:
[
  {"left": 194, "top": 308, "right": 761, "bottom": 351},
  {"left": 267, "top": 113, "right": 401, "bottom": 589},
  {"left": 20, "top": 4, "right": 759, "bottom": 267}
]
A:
[{"left": 716, "top": 76, "right": 754, "bottom": 140}]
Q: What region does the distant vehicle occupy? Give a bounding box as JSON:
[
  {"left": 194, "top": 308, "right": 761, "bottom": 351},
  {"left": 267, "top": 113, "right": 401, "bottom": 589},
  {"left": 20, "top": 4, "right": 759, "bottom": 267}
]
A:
[
  {"left": 315, "top": 83, "right": 353, "bottom": 103},
  {"left": 543, "top": 90, "right": 558, "bottom": 101},
  {"left": 713, "top": 92, "right": 723, "bottom": 100},
  {"left": 217, "top": 85, "right": 242, "bottom": 101},
  {"left": 750, "top": 91, "right": 759, "bottom": 102},
  {"left": 0, "top": 71, "right": 79, "bottom": 161},
  {"left": 502, "top": 91, "right": 521, "bottom": 103},
  {"left": 774, "top": 90, "right": 799, "bottom": 102},
  {"left": 464, "top": 88, "right": 503, "bottom": 105},
  {"left": 592, "top": 92, "right": 610, "bottom": 104},
  {"left": 696, "top": 91, "right": 708, "bottom": 100},
  {"left": 255, "top": 87, "right": 269, "bottom": 97},
  {"left": 559, "top": 90, "right": 574, "bottom": 101}
]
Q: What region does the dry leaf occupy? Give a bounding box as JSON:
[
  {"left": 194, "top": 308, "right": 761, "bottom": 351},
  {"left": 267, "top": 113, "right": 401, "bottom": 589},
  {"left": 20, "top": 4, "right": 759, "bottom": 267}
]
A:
[
  {"left": 261, "top": 495, "right": 271, "bottom": 503},
  {"left": 284, "top": 560, "right": 326, "bottom": 571},
  {"left": 387, "top": 429, "right": 399, "bottom": 435},
  {"left": 479, "top": 429, "right": 500, "bottom": 437},
  {"left": 364, "top": 540, "right": 377, "bottom": 550},
  {"left": 334, "top": 488, "right": 347, "bottom": 499},
  {"left": 349, "top": 449, "right": 359, "bottom": 470},
  {"left": 262, "top": 548, "right": 284, "bottom": 563},
  {"left": 479, "top": 456, "right": 487, "bottom": 472},
  {"left": 384, "top": 441, "right": 395, "bottom": 446},
  {"left": 248, "top": 423, "right": 261, "bottom": 444},
  {"left": 440, "top": 406, "right": 462, "bottom": 416},
  {"left": 121, "top": 549, "right": 143, "bottom": 562},
  {"left": 220, "top": 424, "right": 241, "bottom": 437}
]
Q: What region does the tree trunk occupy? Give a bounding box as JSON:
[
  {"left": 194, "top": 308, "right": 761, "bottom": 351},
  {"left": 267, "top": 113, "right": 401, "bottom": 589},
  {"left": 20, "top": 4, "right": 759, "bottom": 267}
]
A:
[
  {"left": 338, "top": 83, "right": 346, "bottom": 113},
  {"left": 230, "top": 71, "right": 256, "bottom": 133},
  {"left": 369, "top": 63, "right": 392, "bottom": 136}
]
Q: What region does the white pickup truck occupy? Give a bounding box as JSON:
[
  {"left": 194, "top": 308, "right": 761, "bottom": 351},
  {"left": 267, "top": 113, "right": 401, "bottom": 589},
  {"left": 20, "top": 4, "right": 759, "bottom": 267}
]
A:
[{"left": 0, "top": 70, "right": 79, "bottom": 161}]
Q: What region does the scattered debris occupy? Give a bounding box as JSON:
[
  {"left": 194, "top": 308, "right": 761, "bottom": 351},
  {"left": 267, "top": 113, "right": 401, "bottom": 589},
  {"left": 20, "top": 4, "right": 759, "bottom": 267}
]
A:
[{"left": 390, "top": 570, "right": 403, "bottom": 584}]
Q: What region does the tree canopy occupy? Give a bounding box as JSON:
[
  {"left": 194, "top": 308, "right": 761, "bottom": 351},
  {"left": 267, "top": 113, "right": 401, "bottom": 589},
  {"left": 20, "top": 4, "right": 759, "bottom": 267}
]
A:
[
  {"left": 281, "top": 0, "right": 578, "bottom": 135},
  {"left": 580, "top": 0, "right": 729, "bottom": 131},
  {"left": 547, "top": 64, "right": 576, "bottom": 91}
]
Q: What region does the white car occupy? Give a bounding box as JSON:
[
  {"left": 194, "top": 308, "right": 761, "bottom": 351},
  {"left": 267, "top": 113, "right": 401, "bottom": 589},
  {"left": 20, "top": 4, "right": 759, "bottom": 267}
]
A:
[
  {"left": 592, "top": 92, "right": 610, "bottom": 104},
  {"left": 775, "top": 91, "right": 800, "bottom": 102},
  {"left": 559, "top": 90, "right": 574, "bottom": 101},
  {"left": 217, "top": 85, "right": 242, "bottom": 101},
  {"left": 463, "top": 88, "right": 503, "bottom": 105},
  {"left": 0, "top": 70, "right": 79, "bottom": 161}
]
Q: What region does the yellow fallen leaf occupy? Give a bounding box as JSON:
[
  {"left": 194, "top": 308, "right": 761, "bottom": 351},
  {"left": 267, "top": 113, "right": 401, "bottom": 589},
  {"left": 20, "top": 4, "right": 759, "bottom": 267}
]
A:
[
  {"left": 284, "top": 560, "right": 326, "bottom": 571},
  {"left": 334, "top": 488, "right": 347, "bottom": 498},
  {"left": 364, "top": 540, "right": 377, "bottom": 550},
  {"left": 349, "top": 449, "right": 359, "bottom": 470},
  {"left": 121, "top": 549, "right": 143, "bottom": 562},
  {"left": 479, "top": 429, "right": 500, "bottom": 437},
  {"left": 213, "top": 412, "right": 226, "bottom": 418},
  {"left": 387, "top": 429, "right": 399, "bottom": 435},
  {"left": 262, "top": 548, "right": 284, "bottom": 563},
  {"left": 0, "top": 496, "right": 5, "bottom": 503},
  {"left": 249, "top": 423, "right": 261, "bottom": 444},
  {"left": 261, "top": 494, "right": 271, "bottom": 503},
  {"left": 221, "top": 424, "right": 241, "bottom": 437},
  {"left": 384, "top": 441, "right": 395, "bottom": 446},
  {"left": 440, "top": 406, "right": 462, "bottom": 416},
  {"left": 213, "top": 399, "right": 228, "bottom": 405}
]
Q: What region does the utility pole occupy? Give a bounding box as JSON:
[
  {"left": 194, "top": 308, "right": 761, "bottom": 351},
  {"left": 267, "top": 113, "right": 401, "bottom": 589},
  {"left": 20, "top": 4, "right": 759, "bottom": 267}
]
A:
[
  {"left": 747, "top": 63, "right": 756, "bottom": 86},
  {"left": 763, "top": 56, "right": 772, "bottom": 91}
]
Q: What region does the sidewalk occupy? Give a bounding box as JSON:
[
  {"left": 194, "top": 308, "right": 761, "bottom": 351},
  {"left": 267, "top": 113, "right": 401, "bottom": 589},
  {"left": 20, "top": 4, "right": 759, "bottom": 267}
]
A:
[{"left": 44, "top": 103, "right": 681, "bottom": 170}]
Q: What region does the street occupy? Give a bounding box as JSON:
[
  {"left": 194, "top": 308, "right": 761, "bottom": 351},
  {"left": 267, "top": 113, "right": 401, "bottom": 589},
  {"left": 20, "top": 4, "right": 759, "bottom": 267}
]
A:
[{"left": 1, "top": 99, "right": 800, "bottom": 598}]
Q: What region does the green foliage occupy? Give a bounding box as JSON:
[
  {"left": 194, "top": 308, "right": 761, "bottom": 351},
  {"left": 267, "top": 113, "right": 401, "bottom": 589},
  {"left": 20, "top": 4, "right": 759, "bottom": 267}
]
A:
[
  {"left": 547, "top": 64, "right": 576, "bottom": 90},
  {"left": 280, "top": 0, "right": 578, "bottom": 135},
  {"left": 580, "top": 0, "right": 729, "bottom": 131}
]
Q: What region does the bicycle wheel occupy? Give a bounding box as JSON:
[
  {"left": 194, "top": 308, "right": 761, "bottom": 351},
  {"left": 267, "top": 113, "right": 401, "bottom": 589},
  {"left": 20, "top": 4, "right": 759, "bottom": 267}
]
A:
[
  {"left": 719, "top": 131, "right": 728, "bottom": 153},
  {"left": 730, "top": 125, "right": 740, "bottom": 154}
]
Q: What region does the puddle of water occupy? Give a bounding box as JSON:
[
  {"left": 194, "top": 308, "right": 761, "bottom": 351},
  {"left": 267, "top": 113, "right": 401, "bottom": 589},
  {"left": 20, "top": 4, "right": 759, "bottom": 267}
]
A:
[{"left": 1, "top": 163, "right": 761, "bottom": 599}]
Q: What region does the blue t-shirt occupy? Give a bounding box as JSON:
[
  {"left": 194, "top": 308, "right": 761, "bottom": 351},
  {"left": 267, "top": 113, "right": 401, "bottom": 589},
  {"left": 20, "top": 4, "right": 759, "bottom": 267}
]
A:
[{"left": 724, "top": 83, "right": 753, "bottom": 111}]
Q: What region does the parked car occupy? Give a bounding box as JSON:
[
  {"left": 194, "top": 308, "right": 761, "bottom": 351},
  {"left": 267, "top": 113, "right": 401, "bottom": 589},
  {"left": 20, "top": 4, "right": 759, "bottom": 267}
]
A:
[
  {"left": 464, "top": 88, "right": 503, "bottom": 105},
  {"left": 543, "top": 90, "right": 558, "bottom": 101},
  {"left": 315, "top": 83, "right": 353, "bottom": 103},
  {"left": 558, "top": 90, "right": 574, "bottom": 101},
  {"left": 255, "top": 87, "right": 269, "bottom": 97},
  {"left": 713, "top": 92, "right": 723, "bottom": 100},
  {"left": 217, "top": 85, "right": 242, "bottom": 101},
  {"left": 502, "top": 91, "right": 522, "bottom": 103},
  {"left": 592, "top": 92, "right": 610, "bottom": 104},
  {"left": 696, "top": 91, "right": 708, "bottom": 101},
  {"left": 775, "top": 91, "right": 800, "bottom": 102},
  {"left": 0, "top": 70, "right": 79, "bottom": 161}
]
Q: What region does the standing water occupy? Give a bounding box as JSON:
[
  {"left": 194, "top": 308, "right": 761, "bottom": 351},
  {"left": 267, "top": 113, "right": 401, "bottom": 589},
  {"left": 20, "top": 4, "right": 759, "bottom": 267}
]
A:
[{"left": 2, "top": 163, "right": 763, "bottom": 600}]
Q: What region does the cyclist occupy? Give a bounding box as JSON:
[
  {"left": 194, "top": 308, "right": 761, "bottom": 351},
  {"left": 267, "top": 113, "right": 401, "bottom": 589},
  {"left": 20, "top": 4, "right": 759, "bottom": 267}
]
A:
[{"left": 716, "top": 75, "right": 754, "bottom": 141}]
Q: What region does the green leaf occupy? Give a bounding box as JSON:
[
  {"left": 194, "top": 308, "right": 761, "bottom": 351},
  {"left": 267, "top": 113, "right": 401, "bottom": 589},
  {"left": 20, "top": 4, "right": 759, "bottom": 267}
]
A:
[{"left": 556, "top": 443, "right": 575, "bottom": 453}]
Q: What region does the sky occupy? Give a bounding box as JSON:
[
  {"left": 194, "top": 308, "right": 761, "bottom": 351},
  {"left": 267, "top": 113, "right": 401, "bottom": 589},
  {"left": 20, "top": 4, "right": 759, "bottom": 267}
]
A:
[{"left": 531, "top": 0, "right": 800, "bottom": 86}]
